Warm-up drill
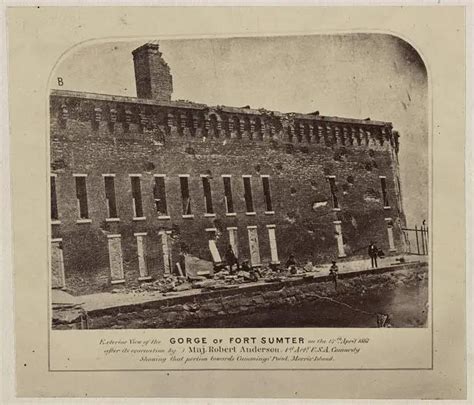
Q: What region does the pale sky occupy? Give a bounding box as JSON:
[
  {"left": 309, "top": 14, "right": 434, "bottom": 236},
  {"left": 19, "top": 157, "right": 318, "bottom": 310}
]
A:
[{"left": 52, "top": 34, "right": 428, "bottom": 226}]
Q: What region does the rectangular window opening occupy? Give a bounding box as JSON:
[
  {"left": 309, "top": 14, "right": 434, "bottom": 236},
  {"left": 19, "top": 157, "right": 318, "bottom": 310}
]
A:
[
  {"left": 223, "top": 176, "right": 234, "bottom": 214},
  {"left": 380, "top": 177, "right": 390, "bottom": 207},
  {"left": 180, "top": 176, "right": 192, "bottom": 215},
  {"left": 243, "top": 176, "right": 254, "bottom": 213},
  {"left": 75, "top": 176, "right": 89, "bottom": 219},
  {"left": 153, "top": 176, "right": 168, "bottom": 216},
  {"left": 51, "top": 176, "right": 58, "bottom": 220},
  {"left": 104, "top": 176, "right": 118, "bottom": 218},
  {"left": 131, "top": 176, "right": 144, "bottom": 218},
  {"left": 327, "top": 176, "right": 339, "bottom": 209},
  {"left": 202, "top": 176, "right": 214, "bottom": 214},
  {"left": 262, "top": 176, "right": 273, "bottom": 212}
]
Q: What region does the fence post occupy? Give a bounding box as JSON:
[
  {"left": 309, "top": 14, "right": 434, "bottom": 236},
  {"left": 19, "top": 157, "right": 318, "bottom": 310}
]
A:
[
  {"left": 425, "top": 225, "right": 428, "bottom": 254},
  {"left": 420, "top": 225, "right": 425, "bottom": 255},
  {"left": 426, "top": 226, "right": 429, "bottom": 252},
  {"left": 425, "top": 225, "right": 429, "bottom": 254},
  {"left": 424, "top": 226, "right": 427, "bottom": 254},
  {"left": 415, "top": 225, "right": 420, "bottom": 255}
]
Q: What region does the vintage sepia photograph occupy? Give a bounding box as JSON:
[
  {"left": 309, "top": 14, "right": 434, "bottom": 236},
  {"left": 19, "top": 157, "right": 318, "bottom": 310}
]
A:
[
  {"left": 6, "top": 5, "right": 467, "bottom": 399},
  {"left": 49, "top": 34, "right": 429, "bottom": 330}
]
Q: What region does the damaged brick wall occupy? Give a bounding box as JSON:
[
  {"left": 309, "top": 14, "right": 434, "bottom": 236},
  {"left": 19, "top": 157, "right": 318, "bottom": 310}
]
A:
[
  {"left": 50, "top": 92, "right": 405, "bottom": 295},
  {"left": 132, "top": 43, "right": 173, "bottom": 102}
]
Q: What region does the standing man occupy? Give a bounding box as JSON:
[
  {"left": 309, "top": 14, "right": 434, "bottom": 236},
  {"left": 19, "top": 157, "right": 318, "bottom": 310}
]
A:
[
  {"left": 329, "top": 260, "right": 339, "bottom": 290},
  {"left": 225, "top": 244, "right": 239, "bottom": 274},
  {"left": 368, "top": 241, "right": 378, "bottom": 268}
]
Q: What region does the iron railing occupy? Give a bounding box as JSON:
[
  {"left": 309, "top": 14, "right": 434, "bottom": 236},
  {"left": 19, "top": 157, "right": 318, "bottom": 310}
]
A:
[{"left": 402, "top": 224, "right": 429, "bottom": 255}]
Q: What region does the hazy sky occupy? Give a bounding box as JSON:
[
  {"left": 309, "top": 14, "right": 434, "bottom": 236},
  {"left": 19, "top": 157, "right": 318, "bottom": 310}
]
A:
[{"left": 52, "top": 34, "right": 428, "bottom": 226}]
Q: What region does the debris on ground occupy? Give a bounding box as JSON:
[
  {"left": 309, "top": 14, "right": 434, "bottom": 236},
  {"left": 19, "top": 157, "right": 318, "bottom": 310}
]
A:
[
  {"left": 103, "top": 256, "right": 334, "bottom": 296},
  {"left": 183, "top": 303, "right": 199, "bottom": 312},
  {"left": 394, "top": 257, "right": 406, "bottom": 264},
  {"left": 236, "top": 270, "right": 251, "bottom": 280},
  {"left": 174, "top": 282, "right": 193, "bottom": 292},
  {"left": 202, "top": 283, "right": 240, "bottom": 291},
  {"left": 192, "top": 279, "right": 218, "bottom": 289}
]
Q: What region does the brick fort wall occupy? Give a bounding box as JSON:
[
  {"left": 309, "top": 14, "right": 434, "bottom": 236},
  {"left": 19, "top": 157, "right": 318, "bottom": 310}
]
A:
[{"left": 50, "top": 90, "right": 405, "bottom": 295}]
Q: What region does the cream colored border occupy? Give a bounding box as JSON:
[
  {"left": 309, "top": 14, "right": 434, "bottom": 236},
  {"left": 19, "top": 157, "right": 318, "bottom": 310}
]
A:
[{"left": 6, "top": 5, "right": 467, "bottom": 400}]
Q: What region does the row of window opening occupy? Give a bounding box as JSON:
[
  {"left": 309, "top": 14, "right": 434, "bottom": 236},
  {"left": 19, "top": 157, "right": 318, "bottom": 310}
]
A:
[{"left": 50, "top": 174, "right": 274, "bottom": 222}]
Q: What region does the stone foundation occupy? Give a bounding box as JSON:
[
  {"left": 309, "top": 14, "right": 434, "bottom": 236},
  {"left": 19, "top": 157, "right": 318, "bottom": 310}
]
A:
[{"left": 52, "top": 262, "right": 427, "bottom": 330}]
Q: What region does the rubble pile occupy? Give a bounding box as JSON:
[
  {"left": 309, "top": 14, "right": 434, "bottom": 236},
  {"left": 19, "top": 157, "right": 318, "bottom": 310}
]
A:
[
  {"left": 139, "top": 275, "right": 192, "bottom": 293},
  {"left": 210, "top": 262, "right": 323, "bottom": 285},
  {"left": 110, "top": 260, "right": 327, "bottom": 296}
]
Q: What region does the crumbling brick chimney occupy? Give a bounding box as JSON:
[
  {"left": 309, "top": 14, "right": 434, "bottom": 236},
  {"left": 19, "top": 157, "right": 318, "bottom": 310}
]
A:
[{"left": 132, "top": 42, "right": 173, "bottom": 101}]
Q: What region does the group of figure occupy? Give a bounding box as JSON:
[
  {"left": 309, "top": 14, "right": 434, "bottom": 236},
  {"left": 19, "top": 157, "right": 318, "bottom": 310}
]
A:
[
  {"left": 224, "top": 246, "right": 306, "bottom": 280},
  {"left": 179, "top": 240, "right": 384, "bottom": 286},
  {"left": 224, "top": 244, "right": 262, "bottom": 281}
]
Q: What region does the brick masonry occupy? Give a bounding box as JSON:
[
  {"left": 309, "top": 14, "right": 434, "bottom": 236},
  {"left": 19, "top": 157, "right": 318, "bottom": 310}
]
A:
[
  {"left": 132, "top": 43, "right": 173, "bottom": 101},
  {"left": 50, "top": 43, "right": 406, "bottom": 295}
]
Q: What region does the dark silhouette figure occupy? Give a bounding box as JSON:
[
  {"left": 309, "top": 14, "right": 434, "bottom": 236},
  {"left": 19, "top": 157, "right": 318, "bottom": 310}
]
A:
[
  {"left": 368, "top": 242, "right": 378, "bottom": 268},
  {"left": 224, "top": 244, "right": 239, "bottom": 274},
  {"left": 329, "top": 261, "right": 339, "bottom": 290},
  {"left": 241, "top": 260, "right": 251, "bottom": 272},
  {"left": 286, "top": 253, "right": 297, "bottom": 274}
]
